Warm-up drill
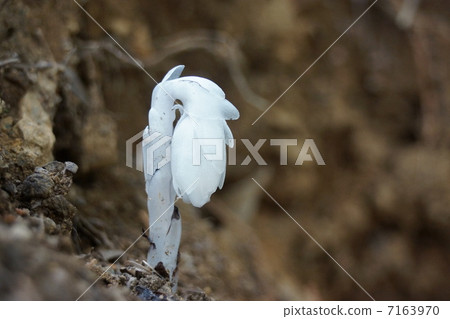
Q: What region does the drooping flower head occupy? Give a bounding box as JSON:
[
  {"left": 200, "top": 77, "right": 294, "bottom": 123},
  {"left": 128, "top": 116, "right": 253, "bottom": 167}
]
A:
[{"left": 152, "top": 65, "right": 239, "bottom": 207}]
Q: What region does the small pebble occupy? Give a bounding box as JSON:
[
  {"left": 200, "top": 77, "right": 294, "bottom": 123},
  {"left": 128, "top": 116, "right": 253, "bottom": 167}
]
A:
[
  {"left": 64, "top": 161, "right": 78, "bottom": 174},
  {"left": 2, "top": 182, "right": 16, "bottom": 195},
  {"left": 43, "top": 217, "right": 58, "bottom": 234},
  {"left": 21, "top": 173, "right": 54, "bottom": 199},
  {"left": 15, "top": 208, "right": 30, "bottom": 216}
]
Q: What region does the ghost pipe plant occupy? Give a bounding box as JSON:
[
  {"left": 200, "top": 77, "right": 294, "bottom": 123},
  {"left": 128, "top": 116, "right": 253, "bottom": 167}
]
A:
[{"left": 143, "top": 65, "right": 239, "bottom": 292}]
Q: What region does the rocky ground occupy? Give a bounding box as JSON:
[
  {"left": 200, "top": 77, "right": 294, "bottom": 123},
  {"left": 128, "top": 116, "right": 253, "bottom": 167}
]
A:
[{"left": 0, "top": 0, "right": 449, "bottom": 300}]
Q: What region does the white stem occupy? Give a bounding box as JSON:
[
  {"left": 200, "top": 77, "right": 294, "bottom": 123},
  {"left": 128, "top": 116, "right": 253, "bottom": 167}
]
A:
[{"left": 143, "top": 66, "right": 184, "bottom": 292}]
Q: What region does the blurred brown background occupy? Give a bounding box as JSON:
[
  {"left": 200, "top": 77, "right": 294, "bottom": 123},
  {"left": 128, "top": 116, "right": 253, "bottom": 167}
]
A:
[{"left": 0, "top": 0, "right": 449, "bottom": 300}]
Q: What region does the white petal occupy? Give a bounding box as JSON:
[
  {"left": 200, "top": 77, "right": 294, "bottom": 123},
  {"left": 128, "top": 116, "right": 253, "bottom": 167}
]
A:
[
  {"left": 161, "top": 65, "right": 185, "bottom": 82},
  {"left": 171, "top": 116, "right": 227, "bottom": 207},
  {"left": 181, "top": 76, "right": 225, "bottom": 98},
  {"left": 222, "top": 120, "right": 235, "bottom": 147},
  {"left": 161, "top": 78, "right": 239, "bottom": 120}
]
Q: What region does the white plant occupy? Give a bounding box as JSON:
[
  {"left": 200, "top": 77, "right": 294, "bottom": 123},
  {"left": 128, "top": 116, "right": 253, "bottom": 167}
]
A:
[{"left": 143, "top": 65, "right": 239, "bottom": 292}]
